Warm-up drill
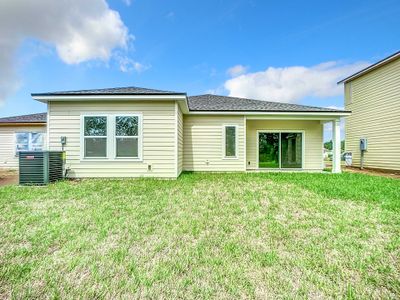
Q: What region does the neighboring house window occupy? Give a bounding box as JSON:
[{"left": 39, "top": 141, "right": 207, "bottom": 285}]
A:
[
  {"left": 224, "top": 125, "right": 237, "bottom": 158},
  {"left": 15, "top": 132, "right": 44, "bottom": 153},
  {"left": 115, "top": 115, "right": 140, "bottom": 158},
  {"left": 346, "top": 82, "right": 352, "bottom": 105},
  {"left": 84, "top": 116, "right": 107, "bottom": 158}
]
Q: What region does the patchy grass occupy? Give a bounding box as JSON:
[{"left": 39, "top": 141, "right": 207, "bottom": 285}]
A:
[{"left": 0, "top": 172, "right": 399, "bottom": 298}]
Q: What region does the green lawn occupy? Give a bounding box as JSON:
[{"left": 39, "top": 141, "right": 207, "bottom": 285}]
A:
[{"left": 0, "top": 172, "right": 399, "bottom": 299}]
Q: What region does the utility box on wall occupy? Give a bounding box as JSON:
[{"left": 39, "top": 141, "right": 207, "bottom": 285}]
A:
[
  {"left": 19, "top": 151, "right": 65, "bottom": 185},
  {"left": 360, "top": 138, "right": 368, "bottom": 151}
]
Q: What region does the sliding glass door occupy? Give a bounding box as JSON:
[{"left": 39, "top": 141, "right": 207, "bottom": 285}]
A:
[
  {"left": 258, "top": 132, "right": 303, "bottom": 169},
  {"left": 281, "top": 133, "right": 303, "bottom": 168},
  {"left": 258, "top": 133, "right": 279, "bottom": 168}
]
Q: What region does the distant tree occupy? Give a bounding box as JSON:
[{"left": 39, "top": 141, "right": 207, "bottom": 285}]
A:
[
  {"left": 324, "top": 140, "right": 345, "bottom": 152},
  {"left": 324, "top": 140, "right": 333, "bottom": 150}
]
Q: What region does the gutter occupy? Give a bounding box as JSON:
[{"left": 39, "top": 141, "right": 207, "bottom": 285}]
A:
[{"left": 0, "top": 122, "right": 46, "bottom": 126}]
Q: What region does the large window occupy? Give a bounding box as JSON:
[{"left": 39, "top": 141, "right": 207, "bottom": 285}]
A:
[
  {"left": 115, "top": 116, "right": 139, "bottom": 158},
  {"left": 15, "top": 132, "right": 44, "bottom": 153},
  {"left": 224, "top": 125, "right": 237, "bottom": 158},
  {"left": 82, "top": 114, "right": 142, "bottom": 159},
  {"left": 258, "top": 132, "right": 303, "bottom": 169},
  {"left": 84, "top": 116, "right": 107, "bottom": 158}
]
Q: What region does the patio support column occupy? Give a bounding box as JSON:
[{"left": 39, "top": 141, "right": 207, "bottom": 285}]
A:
[{"left": 332, "top": 118, "right": 341, "bottom": 173}]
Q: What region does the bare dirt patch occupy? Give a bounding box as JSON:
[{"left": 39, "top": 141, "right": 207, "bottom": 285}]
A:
[
  {"left": 0, "top": 169, "right": 18, "bottom": 186},
  {"left": 344, "top": 166, "right": 400, "bottom": 179}
]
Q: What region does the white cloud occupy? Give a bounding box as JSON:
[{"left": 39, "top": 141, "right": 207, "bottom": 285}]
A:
[
  {"left": 0, "top": 0, "right": 133, "bottom": 104},
  {"left": 227, "top": 64, "right": 248, "bottom": 77},
  {"left": 224, "top": 61, "right": 369, "bottom": 103},
  {"left": 324, "top": 118, "right": 346, "bottom": 142},
  {"left": 205, "top": 86, "right": 225, "bottom": 95},
  {"left": 327, "top": 105, "right": 344, "bottom": 110},
  {"left": 117, "top": 55, "right": 150, "bottom": 73}
]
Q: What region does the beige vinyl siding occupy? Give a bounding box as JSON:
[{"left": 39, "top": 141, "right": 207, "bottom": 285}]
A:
[
  {"left": 177, "top": 104, "right": 183, "bottom": 176},
  {"left": 345, "top": 57, "right": 400, "bottom": 170},
  {"left": 48, "top": 101, "right": 178, "bottom": 178},
  {"left": 0, "top": 125, "right": 46, "bottom": 169},
  {"left": 183, "top": 115, "right": 245, "bottom": 171},
  {"left": 246, "top": 120, "right": 323, "bottom": 170}
]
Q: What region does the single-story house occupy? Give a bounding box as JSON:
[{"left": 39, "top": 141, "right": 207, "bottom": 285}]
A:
[
  {"left": 338, "top": 50, "right": 400, "bottom": 171},
  {"left": 0, "top": 87, "right": 350, "bottom": 177},
  {"left": 0, "top": 113, "right": 47, "bottom": 168}
]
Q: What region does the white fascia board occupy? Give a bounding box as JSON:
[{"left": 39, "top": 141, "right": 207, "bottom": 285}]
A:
[
  {"left": 32, "top": 94, "right": 187, "bottom": 103},
  {"left": 188, "top": 111, "right": 351, "bottom": 118},
  {"left": 177, "top": 99, "right": 189, "bottom": 114},
  {"left": 33, "top": 94, "right": 190, "bottom": 113}
]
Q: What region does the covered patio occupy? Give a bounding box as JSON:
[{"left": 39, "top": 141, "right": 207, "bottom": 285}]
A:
[{"left": 244, "top": 115, "right": 343, "bottom": 173}]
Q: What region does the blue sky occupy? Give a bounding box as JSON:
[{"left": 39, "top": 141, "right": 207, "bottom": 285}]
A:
[{"left": 0, "top": 0, "right": 399, "bottom": 140}]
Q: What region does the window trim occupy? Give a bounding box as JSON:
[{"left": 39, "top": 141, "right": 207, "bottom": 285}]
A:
[
  {"left": 222, "top": 124, "right": 238, "bottom": 159},
  {"left": 256, "top": 130, "right": 305, "bottom": 170},
  {"left": 15, "top": 132, "right": 45, "bottom": 155},
  {"left": 113, "top": 114, "right": 142, "bottom": 160},
  {"left": 81, "top": 114, "right": 109, "bottom": 159},
  {"left": 80, "top": 113, "right": 143, "bottom": 161}
]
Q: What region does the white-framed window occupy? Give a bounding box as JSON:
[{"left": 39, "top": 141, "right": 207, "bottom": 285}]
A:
[
  {"left": 81, "top": 114, "right": 142, "bottom": 160},
  {"left": 346, "top": 82, "right": 352, "bottom": 105},
  {"left": 15, "top": 132, "right": 44, "bottom": 153},
  {"left": 115, "top": 115, "right": 140, "bottom": 158},
  {"left": 223, "top": 125, "right": 238, "bottom": 159},
  {"left": 83, "top": 116, "right": 108, "bottom": 158}
]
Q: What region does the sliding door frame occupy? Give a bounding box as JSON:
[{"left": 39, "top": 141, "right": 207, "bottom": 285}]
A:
[{"left": 256, "top": 130, "right": 305, "bottom": 170}]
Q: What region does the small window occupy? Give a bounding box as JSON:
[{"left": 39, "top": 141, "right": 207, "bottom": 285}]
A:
[
  {"left": 84, "top": 116, "right": 107, "bottom": 158},
  {"left": 224, "top": 125, "right": 237, "bottom": 158},
  {"left": 15, "top": 132, "right": 44, "bottom": 153},
  {"left": 346, "top": 82, "right": 352, "bottom": 105},
  {"left": 115, "top": 115, "right": 140, "bottom": 158}
]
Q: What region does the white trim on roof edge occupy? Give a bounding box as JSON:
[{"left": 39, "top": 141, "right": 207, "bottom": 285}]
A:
[
  {"left": 32, "top": 94, "right": 187, "bottom": 101},
  {"left": 33, "top": 94, "right": 190, "bottom": 114},
  {"left": 189, "top": 111, "right": 349, "bottom": 117},
  {"left": 32, "top": 94, "right": 348, "bottom": 117}
]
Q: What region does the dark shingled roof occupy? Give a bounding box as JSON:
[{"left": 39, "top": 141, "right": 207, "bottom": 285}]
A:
[
  {"left": 187, "top": 94, "right": 348, "bottom": 113},
  {"left": 30, "top": 86, "right": 348, "bottom": 113},
  {"left": 0, "top": 112, "right": 47, "bottom": 124},
  {"left": 31, "top": 86, "right": 186, "bottom": 96}
]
